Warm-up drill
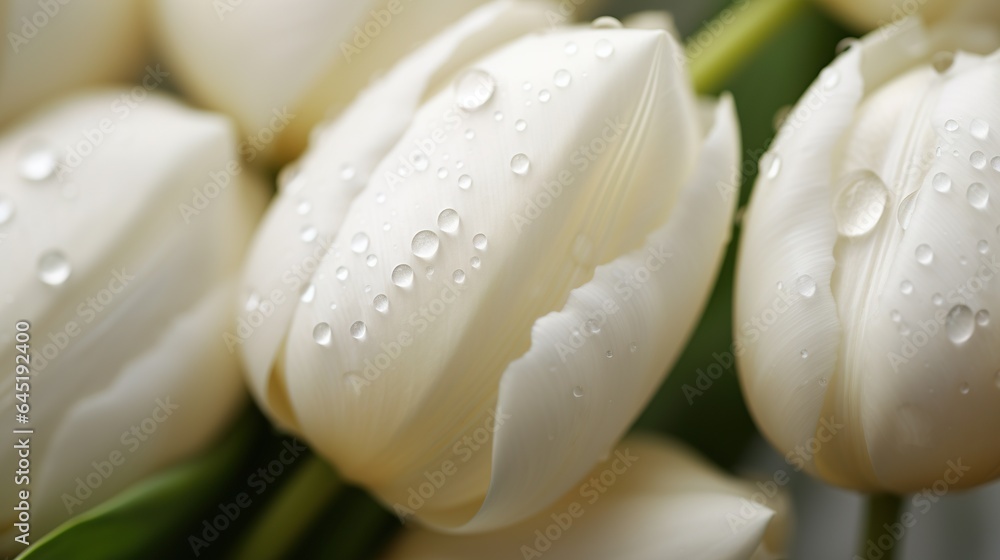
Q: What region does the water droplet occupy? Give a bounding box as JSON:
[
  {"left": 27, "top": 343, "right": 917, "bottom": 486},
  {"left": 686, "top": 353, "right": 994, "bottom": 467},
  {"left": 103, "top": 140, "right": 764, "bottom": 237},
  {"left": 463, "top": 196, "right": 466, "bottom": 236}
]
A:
[
  {"left": 38, "top": 250, "right": 71, "bottom": 286},
  {"left": 916, "top": 244, "right": 934, "bottom": 265},
  {"left": 819, "top": 376, "right": 829, "bottom": 386},
  {"left": 591, "top": 16, "right": 622, "bottom": 28},
  {"left": 376, "top": 192, "right": 386, "bottom": 204},
  {"left": 897, "top": 191, "right": 917, "bottom": 230},
  {"left": 932, "top": 293, "right": 944, "bottom": 306},
  {"left": 762, "top": 152, "right": 782, "bottom": 179},
  {"left": 351, "top": 232, "right": 370, "bottom": 253},
  {"left": 0, "top": 196, "right": 14, "bottom": 225},
  {"left": 437, "top": 208, "right": 460, "bottom": 233},
  {"left": 300, "top": 226, "right": 318, "bottom": 242},
  {"left": 313, "top": 323, "right": 332, "bottom": 346},
  {"left": 366, "top": 254, "right": 378, "bottom": 267},
  {"left": 373, "top": 294, "right": 389, "bottom": 313},
  {"left": 457, "top": 174, "right": 473, "bottom": 190},
  {"left": 330, "top": 302, "right": 338, "bottom": 311},
  {"left": 820, "top": 68, "right": 839, "bottom": 89},
  {"left": 464, "top": 129, "right": 475, "bottom": 140},
  {"left": 350, "top": 321, "right": 367, "bottom": 339},
  {"left": 564, "top": 42, "right": 578, "bottom": 55},
  {"left": 515, "top": 119, "right": 527, "bottom": 132},
  {"left": 836, "top": 37, "right": 859, "bottom": 54},
  {"left": 336, "top": 266, "right": 349, "bottom": 281},
  {"left": 605, "top": 350, "right": 614, "bottom": 358},
  {"left": 470, "top": 256, "right": 481, "bottom": 269},
  {"left": 945, "top": 119, "right": 959, "bottom": 132},
  {"left": 494, "top": 111, "right": 504, "bottom": 121},
  {"left": 960, "top": 382, "right": 971, "bottom": 395},
  {"left": 901, "top": 280, "right": 914, "bottom": 295},
  {"left": 932, "top": 172, "right": 951, "bottom": 192},
  {"left": 392, "top": 264, "right": 414, "bottom": 287},
  {"left": 245, "top": 291, "right": 261, "bottom": 312},
  {"left": 473, "top": 233, "right": 488, "bottom": 250},
  {"left": 296, "top": 200, "right": 312, "bottom": 215},
  {"left": 992, "top": 157, "right": 1000, "bottom": 172},
  {"left": 425, "top": 266, "right": 435, "bottom": 278},
  {"left": 946, "top": 305, "right": 975, "bottom": 344},
  {"left": 340, "top": 164, "right": 355, "bottom": 181},
  {"left": 412, "top": 153, "right": 429, "bottom": 172},
  {"left": 510, "top": 153, "right": 530, "bottom": 175},
  {"left": 454, "top": 69, "right": 496, "bottom": 111},
  {"left": 970, "top": 119, "right": 990, "bottom": 139},
  {"left": 796, "top": 275, "right": 817, "bottom": 298},
  {"left": 572, "top": 386, "right": 584, "bottom": 398},
  {"left": 300, "top": 283, "right": 316, "bottom": 303},
  {"left": 834, "top": 170, "right": 888, "bottom": 237},
  {"left": 537, "top": 89, "right": 551, "bottom": 102},
  {"left": 411, "top": 230, "right": 440, "bottom": 258},
  {"left": 453, "top": 269, "right": 466, "bottom": 284},
  {"left": 594, "top": 39, "right": 614, "bottom": 59},
  {"left": 976, "top": 310, "right": 990, "bottom": 326},
  {"left": 800, "top": 349, "right": 809, "bottom": 359},
  {"left": 437, "top": 167, "right": 449, "bottom": 179},
  {"left": 629, "top": 342, "right": 638, "bottom": 353},
  {"left": 967, "top": 183, "right": 989, "bottom": 209},
  {"left": 554, "top": 69, "right": 572, "bottom": 88},
  {"left": 585, "top": 320, "right": 601, "bottom": 334},
  {"left": 19, "top": 144, "right": 57, "bottom": 181},
  {"left": 971, "top": 151, "right": 987, "bottom": 169}
]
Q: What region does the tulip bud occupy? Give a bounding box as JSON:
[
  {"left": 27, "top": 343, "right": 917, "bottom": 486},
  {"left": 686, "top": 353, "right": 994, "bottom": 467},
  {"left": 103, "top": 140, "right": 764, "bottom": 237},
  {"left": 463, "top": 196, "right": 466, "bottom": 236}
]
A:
[
  {"left": 815, "top": 0, "right": 1000, "bottom": 32},
  {"left": 0, "top": 0, "right": 144, "bottom": 125},
  {"left": 0, "top": 90, "right": 266, "bottom": 542},
  {"left": 736, "top": 18, "right": 1000, "bottom": 494},
  {"left": 382, "top": 435, "right": 791, "bottom": 560},
  {"left": 239, "top": 5, "right": 741, "bottom": 533},
  {"left": 151, "top": 0, "right": 520, "bottom": 163}
]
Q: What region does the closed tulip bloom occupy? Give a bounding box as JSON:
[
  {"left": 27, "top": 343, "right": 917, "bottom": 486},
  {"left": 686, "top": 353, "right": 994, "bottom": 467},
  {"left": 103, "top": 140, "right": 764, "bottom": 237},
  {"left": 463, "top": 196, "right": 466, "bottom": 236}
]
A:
[
  {"left": 0, "top": 90, "right": 265, "bottom": 542},
  {"left": 736, "top": 18, "right": 1000, "bottom": 494},
  {"left": 815, "top": 0, "right": 1000, "bottom": 32},
  {"left": 238, "top": 3, "right": 740, "bottom": 533},
  {"left": 383, "top": 435, "right": 791, "bottom": 560},
  {"left": 0, "top": 0, "right": 144, "bottom": 126},
  {"left": 151, "top": 0, "right": 507, "bottom": 163}
]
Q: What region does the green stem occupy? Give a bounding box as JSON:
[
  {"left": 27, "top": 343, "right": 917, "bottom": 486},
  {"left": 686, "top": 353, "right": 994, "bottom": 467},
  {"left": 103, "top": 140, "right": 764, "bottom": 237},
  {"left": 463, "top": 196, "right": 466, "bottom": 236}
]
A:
[
  {"left": 859, "top": 493, "right": 904, "bottom": 560},
  {"left": 688, "top": 0, "right": 807, "bottom": 93},
  {"left": 230, "top": 455, "right": 342, "bottom": 560}
]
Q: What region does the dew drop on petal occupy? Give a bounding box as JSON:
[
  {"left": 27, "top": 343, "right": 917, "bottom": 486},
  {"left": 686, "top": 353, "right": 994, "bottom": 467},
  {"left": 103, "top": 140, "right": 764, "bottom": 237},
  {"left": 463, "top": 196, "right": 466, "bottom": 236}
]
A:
[
  {"left": 340, "top": 164, "right": 355, "bottom": 181},
  {"left": 515, "top": 119, "right": 527, "bottom": 132},
  {"left": 992, "top": 157, "right": 1000, "bottom": 172},
  {"left": 932, "top": 172, "right": 951, "bottom": 192},
  {"left": 796, "top": 275, "right": 816, "bottom": 298},
  {"left": 313, "top": 323, "right": 332, "bottom": 346},
  {"left": 470, "top": 256, "right": 481, "bottom": 269},
  {"left": 437, "top": 167, "right": 449, "bottom": 179},
  {"left": 366, "top": 254, "right": 378, "bottom": 267},
  {"left": 494, "top": 111, "right": 504, "bottom": 122},
  {"left": 900, "top": 280, "right": 914, "bottom": 295},
  {"left": 897, "top": 191, "right": 917, "bottom": 230},
  {"left": 300, "top": 226, "right": 318, "bottom": 242},
  {"left": 19, "top": 144, "right": 57, "bottom": 181},
  {"left": 762, "top": 152, "right": 781, "bottom": 179},
  {"left": 473, "top": 233, "right": 488, "bottom": 250},
  {"left": 606, "top": 350, "right": 614, "bottom": 358},
  {"left": 594, "top": 39, "right": 614, "bottom": 59},
  {"left": 510, "top": 153, "right": 530, "bottom": 175},
  {"left": 971, "top": 151, "right": 987, "bottom": 169},
  {"left": 585, "top": 320, "right": 600, "bottom": 334},
  {"left": 971, "top": 119, "right": 990, "bottom": 140},
  {"left": 916, "top": 244, "right": 934, "bottom": 265},
  {"left": 629, "top": 342, "right": 638, "bottom": 353},
  {"left": 833, "top": 170, "right": 888, "bottom": 238},
  {"left": 946, "top": 305, "right": 975, "bottom": 344},
  {"left": 572, "top": 386, "right": 584, "bottom": 398},
  {"left": 800, "top": 349, "right": 809, "bottom": 359},
  {"left": 336, "top": 266, "right": 349, "bottom": 281},
  {"left": 960, "top": 382, "right": 971, "bottom": 395},
  {"left": 932, "top": 293, "right": 944, "bottom": 306},
  {"left": 554, "top": 69, "right": 572, "bottom": 88},
  {"left": 437, "top": 208, "right": 460, "bottom": 232},
  {"left": 537, "top": 89, "right": 551, "bottom": 102},
  {"left": 978, "top": 240, "right": 989, "bottom": 254},
  {"left": 464, "top": 129, "right": 475, "bottom": 140},
  {"left": 38, "top": 250, "right": 71, "bottom": 286},
  {"left": 457, "top": 174, "right": 473, "bottom": 190},
  {"left": 245, "top": 291, "right": 261, "bottom": 312},
  {"left": 411, "top": 230, "right": 439, "bottom": 258},
  {"left": 454, "top": 69, "right": 496, "bottom": 111},
  {"left": 296, "top": 200, "right": 312, "bottom": 215},
  {"left": 591, "top": 16, "right": 622, "bottom": 28},
  {"left": 351, "top": 232, "right": 370, "bottom": 253},
  {"left": 976, "top": 310, "right": 990, "bottom": 326},
  {"left": 300, "top": 283, "right": 316, "bottom": 303},
  {"left": 350, "top": 321, "right": 367, "bottom": 340},
  {"left": 373, "top": 294, "right": 389, "bottom": 313},
  {"left": 392, "top": 264, "right": 414, "bottom": 287},
  {"left": 564, "top": 42, "right": 578, "bottom": 55},
  {"left": 945, "top": 119, "right": 959, "bottom": 132},
  {"left": 453, "top": 269, "right": 466, "bottom": 284},
  {"left": 967, "top": 183, "right": 989, "bottom": 209}
]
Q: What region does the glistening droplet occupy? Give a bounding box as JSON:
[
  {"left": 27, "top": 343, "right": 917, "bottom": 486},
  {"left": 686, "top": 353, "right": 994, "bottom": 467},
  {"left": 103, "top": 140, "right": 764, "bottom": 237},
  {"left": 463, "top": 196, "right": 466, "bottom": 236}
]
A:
[
  {"left": 38, "top": 250, "right": 71, "bottom": 286},
  {"left": 438, "top": 208, "right": 460, "bottom": 232},
  {"left": 350, "top": 321, "right": 367, "bottom": 340},
  {"left": 510, "top": 153, "right": 530, "bottom": 175},
  {"left": 946, "top": 305, "right": 975, "bottom": 344},
  {"left": 454, "top": 69, "right": 496, "bottom": 111},
  {"left": 392, "top": 264, "right": 414, "bottom": 287},
  {"left": 967, "top": 183, "right": 989, "bottom": 209},
  {"left": 833, "top": 170, "right": 888, "bottom": 238},
  {"left": 916, "top": 244, "right": 934, "bottom": 265},
  {"left": 313, "top": 323, "right": 332, "bottom": 346},
  {"left": 373, "top": 294, "right": 389, "bottom": 313},
  {"left": 411, "top": 230, "right": 440, "bottom": 258}
]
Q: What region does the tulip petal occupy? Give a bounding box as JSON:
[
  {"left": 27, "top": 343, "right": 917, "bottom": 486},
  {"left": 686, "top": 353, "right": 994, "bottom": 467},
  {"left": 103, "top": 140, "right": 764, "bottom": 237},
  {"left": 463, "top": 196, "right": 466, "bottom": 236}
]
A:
[
  {"left": 382, "top": 435, "right": 790, "bottom": 560},
  {"left": 236, "top": 0, "right": 557, "bottom": 430}
]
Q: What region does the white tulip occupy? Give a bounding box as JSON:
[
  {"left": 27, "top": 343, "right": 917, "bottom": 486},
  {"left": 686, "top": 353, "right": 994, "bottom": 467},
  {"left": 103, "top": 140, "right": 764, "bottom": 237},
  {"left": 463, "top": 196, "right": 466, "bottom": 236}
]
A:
[
  {"left": 815, "top": 0, "right": 1000, "bottom": 32},
  {"left": 736, "top": 18, "right": 1000, "bottom": 494},
  {"left": 237, "top": 2, "right": 740, "bottom": 533},
  {"left": 0, "top": 0, "right": 144, "bottom": 126},
  {"left": 151, "top": 0, "right": 515, "bottom": 163},
  {"left": 0, "top": 90, "right": 266, "bottom": 544},
  {"left": 382, "top": 435, "right": 791, "bottom": 560}
]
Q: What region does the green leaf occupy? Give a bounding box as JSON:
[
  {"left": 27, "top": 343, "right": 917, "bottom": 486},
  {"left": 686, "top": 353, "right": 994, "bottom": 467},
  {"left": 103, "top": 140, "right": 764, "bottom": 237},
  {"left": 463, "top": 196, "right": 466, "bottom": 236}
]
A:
[{"left": 18, "top": 411, "right": 259, "bottom": 560}]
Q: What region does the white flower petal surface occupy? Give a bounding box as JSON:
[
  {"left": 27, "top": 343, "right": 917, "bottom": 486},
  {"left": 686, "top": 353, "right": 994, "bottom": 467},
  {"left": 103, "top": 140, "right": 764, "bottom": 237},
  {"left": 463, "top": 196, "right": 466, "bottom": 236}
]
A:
[
  {"left": 0, "top": 90, "right": 266, "bottom": 535},
  {"left": 151, "top": 0, "right": 502, "bottom": 162},
  {"left": 0, "top": 0, "right": 144, "bottom": 125},
  {"left": 736, "top": 18, "right": 1000, "bottom": 493},
  {"left": 382, "top": 435, "right": 790, "bottom": 560}
]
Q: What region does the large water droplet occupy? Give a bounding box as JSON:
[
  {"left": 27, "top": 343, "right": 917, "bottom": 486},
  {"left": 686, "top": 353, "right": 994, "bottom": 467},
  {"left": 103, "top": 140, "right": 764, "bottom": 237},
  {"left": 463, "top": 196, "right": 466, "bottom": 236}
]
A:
[
  {"left": 946, "top": 305, "right": 975, "bottom": 344},
  {"left": 967, "top": 183, "right": 989, "bottom": 209},
  {"left": 454, "top": 69, "right": 496, "bottom": 111},
  {"left": 313, "top": 322, "right": 332, "bottom": 346},
  {"left": 897, "top": 191, "right": 917, "bottom": 230},
  {"left": 945, "top": 119, "right": 959, "bottom": 132},
  {"left": 350, "top": 321, "right": 367, "bottom": 340},
  {"left": 457, "top": 174, "right": 473, "bottom": 190},
  {"left": 437, "top": 208, "right": 459, "bottom": 232},
  {"left": 510, "top": 153, "right": 530, "bottom": 175},
  {"left": 0, "top": 196, "right": 14, "bottom": 225},
  {"left": 392, "top": 264, "right": 414, "bottom": 287},
  {"left": 554, "top": 69, "right": 572, "bottom": 88},
  {"left": 594, "top": 39, "right": 614, "bottom": 58},
  {"left": 19, "top": 144, "right": 57, "bottom": 181},
  {"left": 971, "top": 119, "right": 990, "bottom": 140},
  {"left": 373, "top": 294, "right": 389, "bottom": 313},
  {"left": 796, "top": 275, "right": 816, "bottom": 298},
  {"left": 411, "top": 230, "right": 440, "bottom": 258},
  {"left": 971, "top": 151, "right": 987, "bottom": 170},
  {"left": 834, "top": 170, "right": 888, "bottom": 237},
  {"left": 453, "top": 269, "right": 466, "bottom": 284},
  {"left": 351, "top": 232, "right": 370, "bottom": 253},
  {"left": 932, "top": 172, "right": 951, "bottom": 192},
  {"left": 473, "top": 233, "right": 488, "bottom": 250},
  {"left": 591, "top": 16, "right": 622, "bottom": 28},
  {"left": 915, "top": 244, "right": 934, "bottom": 265},
  {"left": 38, "top": 250, "right": 71, "bottom": 286},
  {"left": 336, "top": 266, "right": 350, "bottom": 281}
]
